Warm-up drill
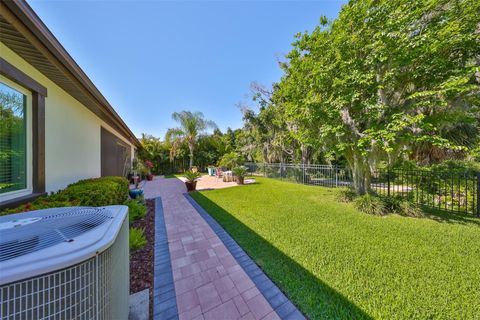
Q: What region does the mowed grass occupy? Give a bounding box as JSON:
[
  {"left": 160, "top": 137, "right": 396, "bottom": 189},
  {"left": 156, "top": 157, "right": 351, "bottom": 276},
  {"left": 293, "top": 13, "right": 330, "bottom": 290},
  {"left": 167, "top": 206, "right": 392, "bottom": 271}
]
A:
[
  {"left": 190, "top": 177, "right": 480, "bottom": 320},
  {"left": 164, "top": 173, "right": 184, "bottom": 179},
  {"left": 164, "top": 173, "right": 207, "bottom": 179}
]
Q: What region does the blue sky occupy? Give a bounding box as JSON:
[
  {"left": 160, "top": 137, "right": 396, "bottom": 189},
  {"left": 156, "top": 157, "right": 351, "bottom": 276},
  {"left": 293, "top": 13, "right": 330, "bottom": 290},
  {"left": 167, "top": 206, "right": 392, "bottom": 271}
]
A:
[{"left": 29, "top": 0, "right": 346, "bottom": 139}]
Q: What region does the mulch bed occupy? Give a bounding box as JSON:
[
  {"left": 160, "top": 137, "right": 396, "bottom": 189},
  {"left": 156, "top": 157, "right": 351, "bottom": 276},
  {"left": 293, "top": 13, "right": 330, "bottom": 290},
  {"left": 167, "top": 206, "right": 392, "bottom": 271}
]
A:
[{"left": 130, "top": 199, "right": 155, "bottom": 318}]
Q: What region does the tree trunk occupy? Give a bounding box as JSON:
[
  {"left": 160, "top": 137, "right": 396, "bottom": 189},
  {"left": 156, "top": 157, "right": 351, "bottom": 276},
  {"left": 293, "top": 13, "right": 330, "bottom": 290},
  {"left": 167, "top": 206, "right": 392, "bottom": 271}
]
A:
[
  {"left": 300, "top": 144, "right": 310, "bottom": 164},
  {"left": 188, "top": 143, "right": 194, "bottom": 169},
  {"left": 351, "top": 153, "right": 371, "bottom": 195}
]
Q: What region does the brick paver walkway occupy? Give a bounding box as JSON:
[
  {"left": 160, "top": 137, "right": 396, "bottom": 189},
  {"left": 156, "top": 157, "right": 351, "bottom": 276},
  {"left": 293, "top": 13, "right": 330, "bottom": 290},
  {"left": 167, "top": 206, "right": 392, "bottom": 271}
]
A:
[
  {"left": 148, "top": 177, "right": 281, "bottom": 320},
  {"left": 177, "top": 175, "right": 256, "bottom": 191}
]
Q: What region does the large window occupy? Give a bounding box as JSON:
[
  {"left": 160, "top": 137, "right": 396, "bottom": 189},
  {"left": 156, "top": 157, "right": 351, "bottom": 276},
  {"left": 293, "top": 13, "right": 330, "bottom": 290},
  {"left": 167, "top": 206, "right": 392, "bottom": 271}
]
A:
[{"left": 0, "top": 81, "right": 28, "bottom": 195}]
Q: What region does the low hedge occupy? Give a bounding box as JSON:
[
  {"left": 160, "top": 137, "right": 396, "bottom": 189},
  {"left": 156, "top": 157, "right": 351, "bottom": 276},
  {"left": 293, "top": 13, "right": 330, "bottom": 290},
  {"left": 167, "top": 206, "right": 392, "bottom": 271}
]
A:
[{"left": 1, "top": 176, "right": 129, "bottom": 215}]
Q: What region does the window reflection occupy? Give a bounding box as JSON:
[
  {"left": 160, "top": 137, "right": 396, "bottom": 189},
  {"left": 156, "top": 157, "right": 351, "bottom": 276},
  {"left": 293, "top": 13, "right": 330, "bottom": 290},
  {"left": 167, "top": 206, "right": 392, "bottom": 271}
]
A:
[{"left": 0, "top": 82, "right": 27, "bottom": 194}]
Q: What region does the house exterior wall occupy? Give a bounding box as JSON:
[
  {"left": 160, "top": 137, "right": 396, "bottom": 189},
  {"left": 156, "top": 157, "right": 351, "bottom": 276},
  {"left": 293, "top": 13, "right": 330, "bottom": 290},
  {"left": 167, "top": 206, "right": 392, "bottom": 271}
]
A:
[{"left": 0, "top": 42, "right": 135, "bottom": 193}]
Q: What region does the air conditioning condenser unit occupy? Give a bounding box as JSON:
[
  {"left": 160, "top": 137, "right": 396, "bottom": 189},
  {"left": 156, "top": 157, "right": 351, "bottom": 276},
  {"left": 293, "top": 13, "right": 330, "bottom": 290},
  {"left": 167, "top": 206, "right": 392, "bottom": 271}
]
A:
[{"left": 0, "top": 205, "right": 129, "bottom": 320}]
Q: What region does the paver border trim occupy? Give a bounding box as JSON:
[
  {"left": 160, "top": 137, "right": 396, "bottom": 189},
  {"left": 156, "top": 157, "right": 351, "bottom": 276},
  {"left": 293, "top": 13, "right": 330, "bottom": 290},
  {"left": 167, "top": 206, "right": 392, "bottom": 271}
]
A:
[
  {"left": 153, "top": 197, "right": 179, "bottom": 320},
  {"left": 184, "top": 193, "right": 306, "bottom": 320}
]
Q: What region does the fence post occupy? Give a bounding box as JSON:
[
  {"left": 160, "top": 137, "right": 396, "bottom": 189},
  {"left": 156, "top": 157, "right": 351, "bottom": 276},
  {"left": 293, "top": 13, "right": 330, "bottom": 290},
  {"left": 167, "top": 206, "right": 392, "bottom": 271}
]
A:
[
  {"left": 335, "top": 165, "right": 338, "bottom": 187},
  {"left": 387, "top": 168, "right": 391, "bottom": 197},
  {"left": 263, "top": 163, "right": 266, "bottom": 177},
  {"left": 303, "top": 164, "right": 305, "bottom": 185},
  {"left": 476, "top": 172, "right": 480, "bottom": 217}
]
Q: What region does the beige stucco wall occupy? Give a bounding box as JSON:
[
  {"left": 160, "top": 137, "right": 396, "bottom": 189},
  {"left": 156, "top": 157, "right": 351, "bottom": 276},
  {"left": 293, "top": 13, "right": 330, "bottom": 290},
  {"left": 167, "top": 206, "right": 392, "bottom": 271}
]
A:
[{"left": 1, "top": 42, "right": 135, "bottom": 193}]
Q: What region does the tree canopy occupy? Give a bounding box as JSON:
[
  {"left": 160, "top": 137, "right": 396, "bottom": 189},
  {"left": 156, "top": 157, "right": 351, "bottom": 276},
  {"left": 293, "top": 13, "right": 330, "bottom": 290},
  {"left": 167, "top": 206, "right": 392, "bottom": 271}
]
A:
[
  {"left": 137, "top": 0, "right": 479, "bottom": 190},
  {"left": 165, "top": 111, "right": 217, "bottom": 168},
  {"left": 240, "top": 0, "right": 480, "bottom": 193}
]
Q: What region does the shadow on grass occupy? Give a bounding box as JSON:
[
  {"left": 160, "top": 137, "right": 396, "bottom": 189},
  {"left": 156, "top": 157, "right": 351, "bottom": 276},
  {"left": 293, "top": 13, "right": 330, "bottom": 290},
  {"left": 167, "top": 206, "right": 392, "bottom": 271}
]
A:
[
  {"left": 190, "top": 192, "right": 373, "bottom": 320},
  {"left": 256, "top": 177, "right": 480, "bottom": 227},
  {"left": 421, "top": 207, "right": 480, "bottom": 226}
]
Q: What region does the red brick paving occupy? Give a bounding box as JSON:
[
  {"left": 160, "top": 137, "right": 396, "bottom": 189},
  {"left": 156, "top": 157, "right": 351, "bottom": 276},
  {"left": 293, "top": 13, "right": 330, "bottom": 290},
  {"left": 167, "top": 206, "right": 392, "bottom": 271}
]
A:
[{"left": 148, "top": 177, "right": 280, "bottom": 320}]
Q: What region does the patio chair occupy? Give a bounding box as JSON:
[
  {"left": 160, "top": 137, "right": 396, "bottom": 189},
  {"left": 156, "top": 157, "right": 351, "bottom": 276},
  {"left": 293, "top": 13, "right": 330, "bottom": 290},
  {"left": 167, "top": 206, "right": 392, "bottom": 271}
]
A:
[{"left": 216, "top": 167, "right": 223, "bottom": 181}]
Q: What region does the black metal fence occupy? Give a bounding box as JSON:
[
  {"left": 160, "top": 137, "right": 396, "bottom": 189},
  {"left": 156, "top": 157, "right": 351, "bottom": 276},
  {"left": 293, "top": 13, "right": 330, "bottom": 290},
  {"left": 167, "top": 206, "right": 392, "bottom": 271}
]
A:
[
  {"left": 155, "top": 160, "right": 211, "bottom": 175},
  {"left": 155, "top": 159, "right": 189, "bottom": 175},
  {"left": 245, "top": 162, "right": 480, "bottom": 216}
]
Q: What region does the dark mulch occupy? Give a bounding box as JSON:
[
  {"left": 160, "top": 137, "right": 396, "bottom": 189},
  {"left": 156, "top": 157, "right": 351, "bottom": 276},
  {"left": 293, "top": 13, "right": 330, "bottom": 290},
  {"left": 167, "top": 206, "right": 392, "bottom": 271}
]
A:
[{"left": 130, "top": 199, "right": 155, "bottom": 318}]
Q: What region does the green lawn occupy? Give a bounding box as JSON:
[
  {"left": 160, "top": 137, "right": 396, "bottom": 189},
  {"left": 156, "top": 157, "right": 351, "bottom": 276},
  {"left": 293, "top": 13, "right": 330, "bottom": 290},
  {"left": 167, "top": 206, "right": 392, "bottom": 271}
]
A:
[
  {"left": 164, "top": 173, "right": 184, "bottom": 179},
  {"left": 164, "top": 173, "right": 207, "bottom": 179},
  {"left": 190, "top": 177, "right": 480, "bottom": 319}
]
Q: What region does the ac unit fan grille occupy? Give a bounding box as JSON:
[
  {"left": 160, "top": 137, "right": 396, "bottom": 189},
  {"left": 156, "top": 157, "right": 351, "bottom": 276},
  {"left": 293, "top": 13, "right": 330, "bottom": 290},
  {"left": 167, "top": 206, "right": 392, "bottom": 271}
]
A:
[{"left": 0, "top": 208, "right": 113, "bottom": 262}]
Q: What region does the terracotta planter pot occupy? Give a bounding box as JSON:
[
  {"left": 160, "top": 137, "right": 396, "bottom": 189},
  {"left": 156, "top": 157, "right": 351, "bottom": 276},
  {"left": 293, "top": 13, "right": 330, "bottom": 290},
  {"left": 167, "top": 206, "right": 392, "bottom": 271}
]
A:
[
  {"left": 147, "top": 174, "right": 154, "bottom": 181},
  {"left": 185, "top": 181, "right": 197, "bottom": 192},
  {"left": 236, "top": 176, "right": 245, "bottom": 185}
]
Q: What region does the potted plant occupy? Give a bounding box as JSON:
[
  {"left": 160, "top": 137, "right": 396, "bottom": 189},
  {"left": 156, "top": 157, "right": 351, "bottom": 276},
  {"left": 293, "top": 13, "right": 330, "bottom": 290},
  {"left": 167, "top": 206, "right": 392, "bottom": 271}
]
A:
[
  {"left": 145, "top": 160, "right": 154, "bottom": 181},
  {"left": 129, "top": 177, "right": 144, "bottom": 199},
  {"left": 131, "top": 158, "right": 139, "bottom": 184},
  {"left": 207, "top": 165, "right": 216, "bottom": 176},
  {"left": 232, "top": 166, "right": 248, "bottom": 185},
  {"left": 134, "top": 159, "right": 148, "bottom": 181},
  {"left": 183, "top": 170, "right": 202, "bottom": 192},
  {"left": 129, "top": 157, "right": 144, "bottom": 198},
  {"left": 131, "top": 157, "right": 146, "bottom": 182},
  {"left": 129, "top": 188, "right": 144, "bottom": 199},
  {"left": 127, "top": 172, "right": 135, "bottom": 184}
]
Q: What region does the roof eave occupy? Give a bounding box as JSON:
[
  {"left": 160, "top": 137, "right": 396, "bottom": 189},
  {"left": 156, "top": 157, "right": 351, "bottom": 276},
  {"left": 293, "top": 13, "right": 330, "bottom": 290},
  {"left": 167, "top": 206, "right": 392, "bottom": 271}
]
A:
[{"left": 1, "top": 0, "right": 141, "bottom": 148}]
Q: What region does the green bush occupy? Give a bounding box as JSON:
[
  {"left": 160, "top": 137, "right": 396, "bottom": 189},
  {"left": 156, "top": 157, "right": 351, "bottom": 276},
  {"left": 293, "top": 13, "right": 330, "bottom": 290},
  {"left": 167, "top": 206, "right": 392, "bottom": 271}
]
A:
[
  {"left": 334, "top": 187, "right": 357, "bottom": 203},
  {"left": 126, "top": 199, "right": 146, "bottom": 222},
  {"left": 381, "top": 195, "right": 403, "bottom": 213},
  {"left": 183, "top": 170, "right": 202, "bottom": 182},
  {"left": 129, "top": 227, "right": 147, "bottom": 251},
  {"left": 232, "top": 166, "right": 248, "bottom": 178},
  {"left": 365, "top": 195, "right": 424, "bottom": 217},
  {"left": 428, "top": 160, "right": 480, "bottom": 174},
  {"left": 218, "top": 152, "right": 243, "bottom": 169},
  {"left": 354, "top": 194, "right": 387, "bottom": 216},
  {"left": 1, "top": 176, "right": 129, "bottom": 215},
  {"left": 58, "top": 176, "right": 129, "bottom": 206},
  {"left": 396, "top": 201, "right": 423, "bottom": 217}
]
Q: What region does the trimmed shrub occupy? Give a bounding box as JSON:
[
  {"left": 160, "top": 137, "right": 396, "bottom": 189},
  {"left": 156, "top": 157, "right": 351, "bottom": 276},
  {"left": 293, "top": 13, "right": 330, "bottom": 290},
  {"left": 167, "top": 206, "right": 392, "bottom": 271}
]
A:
[
  {"left": 396, "top": 201, "right": 424, "bottom": 217},
  {"left": 381, "top": 195, "right": 424, "bottom": 217},
  {"left": 381, "top": 195, "right": 403, "bottom": 213},
  {"left": 354, "top": 194, "right": 387, "bottom": 216},
  {"left": 126, "top": 199, "right": 147, "bottom": 222},
  {"left": 1, "top": 199, "right": 80, "bottom": 215},
  {"left": 129, "top": 227, "right": 147, "bottom": 251},
  {"left": 1, "top": 176, "right": 129, "bottom": 215},
  {"left": 58, "top": 176, "right": 129, "bottom": 206},
  {"left": 334, "top": 187, "right": 357, "bottom": 203}
]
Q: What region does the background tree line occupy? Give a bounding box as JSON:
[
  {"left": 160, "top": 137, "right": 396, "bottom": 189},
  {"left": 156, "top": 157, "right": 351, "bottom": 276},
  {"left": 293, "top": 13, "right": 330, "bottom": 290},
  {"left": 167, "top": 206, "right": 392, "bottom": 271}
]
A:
[
  {"left": 137, "top": 111, "right": 247, "bottom": 174},
  {"left": 138, "top": 0, "right": 479, "bottom": 195},
  {"left": 236, "top": 0, "right": 480, "bottom": 194}
]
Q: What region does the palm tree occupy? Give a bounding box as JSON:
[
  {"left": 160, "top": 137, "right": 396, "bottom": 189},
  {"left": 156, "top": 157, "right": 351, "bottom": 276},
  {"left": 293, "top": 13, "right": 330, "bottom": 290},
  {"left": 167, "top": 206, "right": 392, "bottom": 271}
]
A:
[{"left": 165, "top": 111, "right": 217, "bottom": 168}]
